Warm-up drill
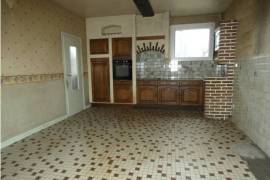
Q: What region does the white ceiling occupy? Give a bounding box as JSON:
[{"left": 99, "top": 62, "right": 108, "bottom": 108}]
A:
[{"left": 51, "top": 0, "right": 233, "bottom": 17}]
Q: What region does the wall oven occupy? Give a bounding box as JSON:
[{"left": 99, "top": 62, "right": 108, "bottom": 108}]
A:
[{"left": 113, "top": 59, "right": 132, "bottom": 80}]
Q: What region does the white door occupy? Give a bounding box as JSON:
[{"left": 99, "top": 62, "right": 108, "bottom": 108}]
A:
[{"left": 61, "top": 32, "right": 84, "bottom": 116}]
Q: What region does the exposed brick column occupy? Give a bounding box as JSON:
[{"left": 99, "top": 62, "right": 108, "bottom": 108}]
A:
[{"left": 204, "top": 20, "right": 238, "bottom": 120}]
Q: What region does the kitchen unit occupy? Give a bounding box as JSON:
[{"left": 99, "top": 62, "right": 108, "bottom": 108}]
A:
[
  {"left": 91, "top": 58, "right": 110, "bottom": 102},
  {"left": 158, "top": 80, "right": 179, "bottom": 105},
  {"left": 137, "top": 80, "right": 158, "bottom": 104},
  {"left": 90, "top": 39, "right": 111, "bottom": 102},
  {"left": 86, "top": 15, "right": 138, "bottom": 104},
  {"left": 86, "top": 13, "right": 220, "bottom": 110},
  {"left": 114, "top": 80, "right": 133, "bottom": 103},
  {"left": 86, "top": 13, "right": 169, "bottom": 104},
  {"left": 112, "top": 38, "right": 132, "bottom": 58},
  {"left": 90, "top": 37, "right": 133, "bottom": 103},
  {"left": 112, "top": 37, "right": 133, "bottom": 103},
  {"left": 137, "top": 79, "right": 204, "bottom": 107},
  {"left": 89, "top": 39, "right": 109, "bottom": 54}
]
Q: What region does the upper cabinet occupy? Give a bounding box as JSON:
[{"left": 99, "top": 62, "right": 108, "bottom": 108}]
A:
[
  {"left": 90, "top": 39, "right": 109, "bottom": 55},
  {"left": 112, "top": 38, "right": 132, "bottom": 58}
]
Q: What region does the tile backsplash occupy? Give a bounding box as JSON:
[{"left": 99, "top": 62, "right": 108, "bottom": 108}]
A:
[{"left": 136, "top": 51, "right": 224, "bottom": 79}]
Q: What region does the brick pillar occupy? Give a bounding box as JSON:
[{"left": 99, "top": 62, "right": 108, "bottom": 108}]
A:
[{"left": 204, "top": 20, "right": 238, "bottom": 120}]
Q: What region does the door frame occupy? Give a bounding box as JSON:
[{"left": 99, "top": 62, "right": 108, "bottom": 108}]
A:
[{"left": 61, "top": 32, "right": 86, "bottom": 116}]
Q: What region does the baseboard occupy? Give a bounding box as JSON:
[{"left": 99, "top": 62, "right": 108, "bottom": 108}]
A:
[
  {"left": 84, "top": 104, "right": 91, "bottom": 109},
  {"left": 1, "top": 114, "right": 68, "bottom": 149}
]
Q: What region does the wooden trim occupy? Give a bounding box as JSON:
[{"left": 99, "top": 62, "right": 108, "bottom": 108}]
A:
[
  {"left": 136, "top": 35, "right": 165, "bottom": 41},
  {"left": 135, "top": 104, "right": 203, "bottom": 110},
  {"left": 91, "top": 103, "right": 135, "bottom": 107}
]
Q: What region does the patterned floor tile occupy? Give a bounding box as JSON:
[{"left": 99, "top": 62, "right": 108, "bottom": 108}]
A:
[{"left": 1, "top": 107, "right": 256, "bottom": 180}]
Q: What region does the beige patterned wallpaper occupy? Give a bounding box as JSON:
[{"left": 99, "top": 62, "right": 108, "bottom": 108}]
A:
[{"left": 1, "top": 0, "right": 87, "bottom": 80}]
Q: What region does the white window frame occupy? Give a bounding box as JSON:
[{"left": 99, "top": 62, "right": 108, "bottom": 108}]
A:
[{"left": 170, "top": 23, "right": 215, "bottom": 61}]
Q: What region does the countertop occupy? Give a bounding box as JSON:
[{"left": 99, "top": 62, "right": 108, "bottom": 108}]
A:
[{"left": 136, "top": 77, "right": 205, "bottom": 81}]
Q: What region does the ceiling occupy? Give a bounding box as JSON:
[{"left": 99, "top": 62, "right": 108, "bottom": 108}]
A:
[{"left": 51, "top": 0, "right": 233, "bottom": 17}]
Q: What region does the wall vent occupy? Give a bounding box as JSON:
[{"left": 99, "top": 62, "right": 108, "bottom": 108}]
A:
[{"left": 101, "top": 25, "right": 122, "bottom": 36}]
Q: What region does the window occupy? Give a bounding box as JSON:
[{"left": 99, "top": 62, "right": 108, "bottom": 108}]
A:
[
  {"left": 170, "top": 23, "right": 215, "bottom": 61},
  {"left": 69, "top": 46, "right": 80, "bottom": 90}
]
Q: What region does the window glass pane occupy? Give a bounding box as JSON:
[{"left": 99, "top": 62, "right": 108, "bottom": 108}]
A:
[
  {"left": 69, "top": 46, "right": 79, "bottom": 90},
  {"left": 175, "top": 28, "right": 210, "bottom": 58}
]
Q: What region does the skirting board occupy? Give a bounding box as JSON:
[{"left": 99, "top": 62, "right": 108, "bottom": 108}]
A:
[
  {"left": 1, "top": 114, "right": 68, "bottom": 149},
  {"left": 84, "top": 104, "right": 91, "bottom": 109}
]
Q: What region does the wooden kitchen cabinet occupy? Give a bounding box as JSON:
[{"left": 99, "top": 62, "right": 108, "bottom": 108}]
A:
[
  {"left": 179, "top": 81, "right": 203, "bottom": 106},
  {"left": 90, "top": 39, "right": 109, "bottom": 54},
  {"left": 91, "top": 58, "right": 110, "bottom": 102},
  {"left": 137, "top": 85, "right": 158, "bottom": 104},
  {"left": 137, "top": 80, "right": 204, "bottom": 107},
  {"left": 114, "top": 80, "right": 133, "bottom": 103},
  {"left": 158, "top": 86, "right": 179, "bottom": 105},
  {"left": 112, "top": 37, "right": 132, "bottom": 58}
]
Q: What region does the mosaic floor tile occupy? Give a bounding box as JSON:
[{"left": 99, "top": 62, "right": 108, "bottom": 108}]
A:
[{"left": 1, "top": 107, "right": 257, "bottom": 180}]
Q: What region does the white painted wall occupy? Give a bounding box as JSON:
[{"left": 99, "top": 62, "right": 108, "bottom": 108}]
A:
[
  {"left": 136, "top": 12, "right": 170, "bottom": 58},
  {"left": 86, "top": 15, "right": 136, "bottom": 39},
  {"left": 136, "top": 13, "right": 169, "bottom": 36}
]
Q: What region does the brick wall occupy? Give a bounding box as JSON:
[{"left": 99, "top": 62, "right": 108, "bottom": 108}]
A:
[{"left": 204, "top": 20, "right": 238, "bottom": 120}]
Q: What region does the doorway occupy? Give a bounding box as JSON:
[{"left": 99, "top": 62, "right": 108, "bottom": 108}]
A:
[{"left": 61, "top": 32, "right": 85, "bottom": 116}]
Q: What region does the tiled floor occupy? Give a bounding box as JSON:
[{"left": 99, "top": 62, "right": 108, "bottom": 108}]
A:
[{"left": 1, "top": 107, "right": 256, "bottom": 180}]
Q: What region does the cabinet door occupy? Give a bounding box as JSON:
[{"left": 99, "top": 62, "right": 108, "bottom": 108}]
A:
[
  {"left": 114, "top": 81, "right": 133, "bottom": 103},
  {"left": 90, "top": 39, "right": 109, "bottom": 54},
  {"left": 91, "top": 58, "right": 110, "bottom": 102},
  {"left": 137, "top": 85, "right": 157, "bottom": 104},
  {"left": 112, "top": 38, "right": 132, "bottom": 57},
  {"left": 180, "top": 86, "right": 203, "bottom": 106},
  {"left": 158, "top": 86, "right": 179, "bottom": 105}
]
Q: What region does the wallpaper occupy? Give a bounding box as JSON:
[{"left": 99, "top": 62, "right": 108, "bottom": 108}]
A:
[{"left": 1, "top": 0, "right": 87, "bottom": 79}]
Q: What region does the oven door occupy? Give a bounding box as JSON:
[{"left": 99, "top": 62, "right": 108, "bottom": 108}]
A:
[{"left": 113, "top": 61, "right": 132, "bottom": 80}]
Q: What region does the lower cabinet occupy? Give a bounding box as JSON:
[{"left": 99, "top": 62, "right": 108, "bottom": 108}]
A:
[
  {"left": 137, "top": 80, "right": 204, "bottom": 107},
  {"left": 114, "top": 80, "right": 133, "bottom": 103},
  {"left": 158, "top": 86, "right": 179, "bottom": 105},
  {"left": 180, "top": 86, "right": 203, "bottom": 106},
  {"left": 91, "top": 58, "right": 110, "bottom": 102},
  {"left": 137, "top": 85, "right": 157, "bottom": 104}
]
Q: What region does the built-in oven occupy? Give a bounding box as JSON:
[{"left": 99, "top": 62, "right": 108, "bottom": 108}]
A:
[{"left": 113, "top": 59, "right": 132, "bottom": 80}]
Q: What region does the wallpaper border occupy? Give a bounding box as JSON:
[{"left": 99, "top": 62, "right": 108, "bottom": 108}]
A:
[
  {"left": 1, "top": 73, "right": 64, "bottom": 85},
  {"left": 1, "top": 72, "right": 88, "bottom": 85}
]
